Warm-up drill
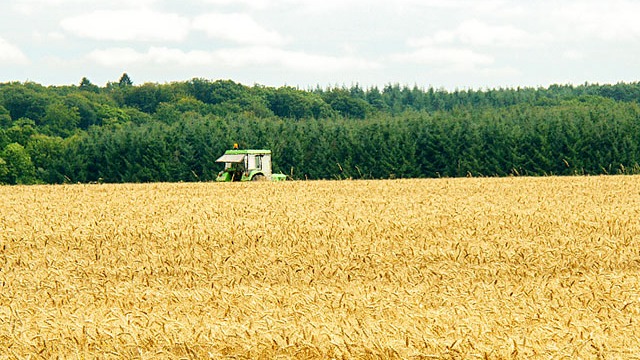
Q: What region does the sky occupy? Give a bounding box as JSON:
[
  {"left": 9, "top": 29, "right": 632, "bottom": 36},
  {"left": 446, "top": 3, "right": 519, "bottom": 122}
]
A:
[{"left": 1, "top": 0, "right": 639, "bottom": 90}]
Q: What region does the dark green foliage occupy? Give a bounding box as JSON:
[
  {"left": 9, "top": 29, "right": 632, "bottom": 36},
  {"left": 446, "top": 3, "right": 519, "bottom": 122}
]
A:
[
  {"left": 1, "top": 78, "right": 640, "bottom": 183},
  {"left": 0, "top": 142, "right": 36, "bottom": 184},
  {"left": 79, "top": 77, "right": 100, "bottom": 93},
  {"left": 42, "top": 102, "right": 81, "bottom": 137},
  {"left": 0, "top": 105, "right": 11, "bottom": 128},
  {"left": 118, "top": 73, "right": 133, "bottom": 87},
  {"left": 322, "top": 88, "right": 371, "bottom": 119},
  {"left": 6, "top": 119, "right": 37, "bottom": 146},
  {"left": 0, "top": 83, "right": 49, "bottom": 124},
  {"left": 267, "top": 86, "right": 332, "bottom": 119},
  {"left": 64, "top": 93, "right": 98, "bottom": 129},
  {"left": 122, "top": 83, "right": 173, "bottom": 113},
  {"left": 26, "top": 134, "right": 66, "bottom": 183},
  {"left": 0, "top": 157, "right": 7, "bottom": 182}
]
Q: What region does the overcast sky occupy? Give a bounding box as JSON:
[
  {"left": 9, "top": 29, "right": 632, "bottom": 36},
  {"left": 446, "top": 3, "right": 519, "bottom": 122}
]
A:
[{"left": 1, "top": 0, "right": 639, "bottom": 90}]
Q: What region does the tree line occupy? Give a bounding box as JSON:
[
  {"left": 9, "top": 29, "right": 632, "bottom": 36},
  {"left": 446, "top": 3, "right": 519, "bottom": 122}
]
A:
[{"left": 1, "top": 74, "right": 640, "bottom": 184}]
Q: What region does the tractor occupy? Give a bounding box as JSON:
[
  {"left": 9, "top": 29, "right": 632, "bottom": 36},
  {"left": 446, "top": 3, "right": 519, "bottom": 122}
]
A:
[{"left": 215, "top": 147, "right": 286, "bottom": 182}]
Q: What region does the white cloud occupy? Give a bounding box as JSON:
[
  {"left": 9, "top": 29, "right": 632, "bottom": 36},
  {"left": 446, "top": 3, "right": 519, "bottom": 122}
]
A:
[
  {"left": 213, "top": 46, "right": 381, "bottom": 72},
  {"left": 562, "top": 50, "right": 585, "bottom": 61},
  {"left": 393, "top": 18, "right": 548, "bottom": 74},
  {"left": 13, "top": 0, "right": 157, "bottom": 14},
  {"left": 553, "top": 0, "right": 640, "bottom": 42},
  {"left": 85, "top": 48, "right": 144, "bottom": 66},
  {"left": 202, "top": 0, "right": 483, "bottom": 10},
  {"left": 392, "top": 47, "right": 494, "bottom": 71},
  {"left": 32, "top": 31, "right": 66, "bottom": 42},
  {"left": 0, "top": 37, "right": 29, "bottom": 64},
  {"left": 477, "top": 66, "right": 521, "bottom": 79},
  {"left": 409, "top": 20, "right": 543, "bottom": 48},
  {"left": 5, "top": 0, "right": 640, "bottom": 89},
  {"left": 14, "top": 0, "right": 154, "bottom": 4},
  {"left": 201, "top": 0, "right": 281, "bottom": 10},
  {"left": 60, "top": 9, "right": 190, "bottom": 41},
  {"left": 193, "top": 13, "right": 287, "bottom": 46},
  {"left": 394, "top": 0, "right": 487, "bottom": 10},
  {"left": 198, "top": 0, "right": 496, "bottom": 14},
  {"left": 86, "top": 47, "right": 214, "bottom": 67},
  {"left": 201, "top": 0, "right": 358, "bottom": 11},
  {"left": 84, "top": 46, "right": 380, "bottom": 73}
]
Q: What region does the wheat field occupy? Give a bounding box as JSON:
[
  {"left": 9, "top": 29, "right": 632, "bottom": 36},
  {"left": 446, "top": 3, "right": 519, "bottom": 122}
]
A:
[{"left": 1, "top": 176, "right": 639, "bottom": 359}]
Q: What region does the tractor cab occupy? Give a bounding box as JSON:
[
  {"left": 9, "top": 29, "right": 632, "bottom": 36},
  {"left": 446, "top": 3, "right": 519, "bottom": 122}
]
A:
[{"left": 215, "top": 148, "right": 285, "bottom": 182}]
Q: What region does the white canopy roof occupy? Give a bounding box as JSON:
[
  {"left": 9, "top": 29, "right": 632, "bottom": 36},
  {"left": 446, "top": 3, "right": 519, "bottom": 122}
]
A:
[{"left": 215, "top": 154, "right": 245, "bottom": 163}]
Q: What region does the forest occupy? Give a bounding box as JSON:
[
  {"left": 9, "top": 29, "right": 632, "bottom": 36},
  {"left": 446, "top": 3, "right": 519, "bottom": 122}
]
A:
[{"left": 1, "top": 74, "right": 640, "bottom": 184}]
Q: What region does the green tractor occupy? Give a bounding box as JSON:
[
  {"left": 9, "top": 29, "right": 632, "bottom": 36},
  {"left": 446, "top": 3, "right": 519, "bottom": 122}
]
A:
[{"left": 215, "top": 148, "right": 286, "bottom": 182}]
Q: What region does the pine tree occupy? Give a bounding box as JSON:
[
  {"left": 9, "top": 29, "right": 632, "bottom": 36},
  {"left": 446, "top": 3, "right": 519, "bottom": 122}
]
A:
[{"left": 118, "top": 73, "right": 133, "bottom": 87}]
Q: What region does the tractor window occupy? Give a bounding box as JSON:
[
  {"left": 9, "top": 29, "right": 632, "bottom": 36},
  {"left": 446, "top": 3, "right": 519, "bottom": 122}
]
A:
[{"left": 255, "top": 155, "right": 262, "bottom": 169}]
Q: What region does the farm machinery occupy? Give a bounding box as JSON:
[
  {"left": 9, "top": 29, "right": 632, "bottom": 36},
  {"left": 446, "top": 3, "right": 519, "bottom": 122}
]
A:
[{"left": 215, "top": 146, "right": 286, "bottom": 182}]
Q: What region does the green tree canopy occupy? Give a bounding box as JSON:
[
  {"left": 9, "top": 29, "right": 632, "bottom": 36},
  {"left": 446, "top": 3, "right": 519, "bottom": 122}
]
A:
[
  {"left": 118, "top": 73, "right": 133, "bottom": 87},
  {"left": 0, "top": 105, "right": 11, "bottom": 128},
  {"left": 1, "top": 142, "right": 36, "bottom": 184},
  {"left": 0, "top": 157, "right": 7, "bottom": 182},
  {"left": 1, "top": 78, "right": 640, "bottom": 183},
  {"left": 42, "top": 102, "right": 81, "bottom": 137},
  {"left": 79, "top": 77, "right": 100, "bottom": 93}
]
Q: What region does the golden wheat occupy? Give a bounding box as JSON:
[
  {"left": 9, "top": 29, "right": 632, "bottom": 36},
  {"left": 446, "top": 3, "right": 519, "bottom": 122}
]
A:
[{"left": 1, "top": 176, "right": 639, "bottom": 358}]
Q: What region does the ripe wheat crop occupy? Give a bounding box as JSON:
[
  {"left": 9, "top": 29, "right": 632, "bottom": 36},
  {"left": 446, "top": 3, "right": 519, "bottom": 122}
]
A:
[{"left": 1, "top": 176, "right": 639, "bottom": 358}]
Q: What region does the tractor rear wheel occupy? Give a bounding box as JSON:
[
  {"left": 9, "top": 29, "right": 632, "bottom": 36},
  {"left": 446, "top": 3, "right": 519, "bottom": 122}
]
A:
[{"left": 252, "top": 174, "right": 265, "bottom": 181}]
